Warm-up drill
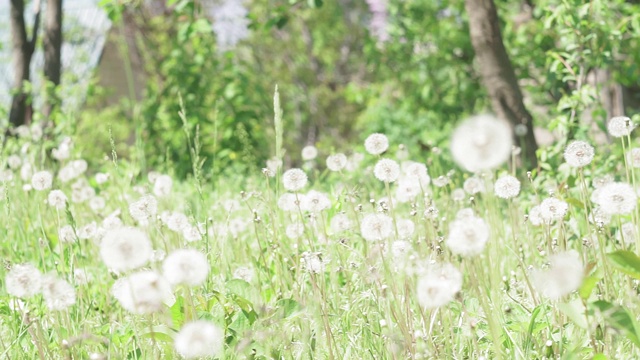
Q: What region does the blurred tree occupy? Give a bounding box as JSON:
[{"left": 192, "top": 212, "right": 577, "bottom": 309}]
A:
[
  {"left": 9, "top": 0, "right": 41, "bottom": 128},
  {"left": 44, "top": 0, "right": 63, "bottom": 119},
  {"left": 465, "top": 0, "right": 538, "bottom": 167}
]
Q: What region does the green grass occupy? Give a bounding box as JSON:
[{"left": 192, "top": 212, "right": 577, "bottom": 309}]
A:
[{"left": 1, "top": 122, "right": 640, "bottom": 360}]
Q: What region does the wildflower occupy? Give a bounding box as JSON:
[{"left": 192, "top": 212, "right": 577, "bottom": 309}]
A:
[
  {"left": 74, "top": 268, "right": 93, "bottom": 285},
  {"left": 607, "top": 116, "right": 635, "bottom": 138},
  {"left": 302, "top": 252, "right": 325, "bottom": 274},
  {"left": 360, "top": 213, "right": 393, "bottom": 241},
  {"left": 42, "top": 274, "right": 76, "bottom": 311},
  {"left": 391, "top": 240, "right": 412, "bottom": 258},
  {"left": 95, "top": 173, "right": 109, "bottom": 184},
  {"left": 59, "top": 225, "right": 76, "bottom": 243},
  {"left": 364, "top": 133, "right": 389, "bottom": 155},
  {"left": 5, "top": 264, "right": 42, "bottom": 298},
  {"left": 90, "top": 196, "right": 106, "bottom": 212},
  {"left": 463, "top": 176, "right": 485, "bottom": 194},
  {"left": 277, "top": 193, "right": 299, "bottom": 211},
  {"left": 595, "top": 182, "right": 637, "bottom": 215},
  {"left": 165, "top": 212, "right": 190, "bottom": 232},
  {"left": 450, "top": 114, "right": 512, "bottom": 172},
  {"left": 397, "top": 218, "right": 415, "bottom": 238},
  {"left": 451, "top": 188, "right": 466, "bottom": 201},
  {"left": 589, "top": 207, "right": 611, "bottom": 226},
  {"left": 7, "top": 155, "right": 21, "bottom": 169},
  {"left": 494, "top": 175, "right": 520, "bottom": 199},
  {"left": 532, "top": 250, "right": 583, "bottom": 300},
  {"left": 182, "top": 225, "right": 202, "bottom": 242},
  {"left": 163, "top": 249, "right": 210, "bottom": 287},
  {"left": 396, "top": 178, "right": 422, "bottom": 203},
  {"left": 445, "top": 215, "right": 489, "bottom": 256},
  {"left": 286, "top": 223, "right": 305, "bottom": 239},
  {"left": 416, "top": 263, "right": 462, "bottom": 309},
  {"left": 129, "top": 195, "right": 158, "bottom": 224},
  {"left": 31, "top": 171, "right": 53, "bottom": 191},
  {"left": 301, "top": 190, "right": 331, "bottom": 212},
  {"left": 174, "top": 321, "right": 224, "bottom": 359},
  {"left": 301, "top": 146, "right": 318, "bottom": 161},
  {"left": 233, "top": 266, "right": 254, "bottom": 282},
  {"left": 47, "top": 190, "right": 67, "bottom": 209},
  {"left": 153, "top": 175, "right": 173, "bottom": 197},
  {"left": 58, "top": 160, "right": 87, "bottom": 183},
  {"left": 112, "top": 271, "right": 175, "bottom": 314},
  {"left": 564, "top": 140, "right": 594, "bottom": 168},
  {"left": 283, "top": 168, "right": 308, "bottom": 191},
  {"left": 538, "top": 198, "right": 568, "bottom": 223},
  {"left": 403, "top": 162, "right": 430, "bottom": 187},
  {"left": 593, "top": 175, "right": 614, "bottom": 189},
  {"left": 374, "top": 158, "right": 400, "bottom": 183},
  {"left": 20, "top": 163, "right": 33, "bottom": 181},
  {"left": 208, "top": 0, "right": 251, "bottom": 51},
  {"left": 617, "top": 222, "right": 637, "bottom": 244},
  {"left": 326, "top": 153, "right": 348, "bottom": 171},
  {"left": 330, "top": 213, "right": 352, "bottom": 233},
  {"left": 424, "top": 206, "right": 440, "bottom": 220},
  {"left": 100, "top": 227, "right": 152, "bottom": 273},
  {"left": 627, "top": 148, "right": 640, "bottom": 168}
]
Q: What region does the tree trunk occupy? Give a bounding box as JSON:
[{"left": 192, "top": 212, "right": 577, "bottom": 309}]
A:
[
  {"left": 43, "top": 0, "right": 63, "bottom": 118},
  {"left": 465, "top": 0, "right": 538, "bottom": 168},
  {"left": 9, "top": 0, "right": 40, "bottom": 128}
]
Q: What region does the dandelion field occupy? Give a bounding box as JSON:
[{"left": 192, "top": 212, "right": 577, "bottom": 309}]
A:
[{"left": 3, "top": 101, "right": 640, "bottom": 360}]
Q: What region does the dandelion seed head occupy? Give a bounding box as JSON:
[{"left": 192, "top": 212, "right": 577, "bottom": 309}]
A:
[
  {"left": 450, "top": 115, "right": 512, "bottom": 172},
  {"left": 564, "top": 140, "right": 594, "bottom": 167},
  {"left": 360, "top": 213, "right": 393, "bottom": 241},
  {"left": 233, "top": 266, "right": 254, "bottom": 282},
  {"left": 58, "top": 225, "right": 76, "bottom": 243},
  {"left": 153, "top": 175, "right": 173, "bottom": 197},
  {"left": 286, "top": 223, "right": 305, "bottom": 239},
  {"left": 607, "top": 116, "right": 635, "bottom": 138},
  {"left": 397, "top": 218, "right": 415, "bottom": 239},
  {"left": 463, "top": 176, "right": 485, "bottom": 194},
  {"left": 494, "top": 175, "right": 521, "bottom": 199},
  {"left": 174, "top": 320, "right": 224, "bottom": 359},
  {"left": 330, "top": 213, "right": 352, "bottom": 234},
  {"left": 283, "top": 168, "right": 308, "bottom": 192},
  {"left": 129, "top": 195, "right": 158, "bottom": 224},
  {"left": 364, "top": 133, "right": 389, "bottom": 155},
  {"left": 326, "top": 153, "right": 348, "bottom": 171},
  {"left": 416, "top": 263, "right": 462, "bottom": 309},
  {"left": 595, "top": 182, "right": 637, "bottom": 215},
  {"left": 445, "top": 216, "right": 489, "bottom": 256},
  {"left": 538, "top": 198, "right": 568, "bottom": 223},
  {"left": 373, "top": 158, "right": 400, "bottom": 183},
  {"left": 100, "top": 227, "right": 152, "bottom": 273},
  {"left": 163, "top": 249, "right": 210, "bottom": 287},
  {"left": 5, "top": 263, "right": 42, "bottom": 298},
  {"left": 301, "top": 190, "right": 331, "bottom": 212},
  {"left": 532, "top": 250, "right": 583, "bottom": 300},
  {"left": 301, "top": 146, "right": 318, "bottom": 161},
  {"left": 42, "top": 274, "right": 76, "bottom": 311},
  {"left": 31, "top": 171, "right": 53, "bottom": 191}
]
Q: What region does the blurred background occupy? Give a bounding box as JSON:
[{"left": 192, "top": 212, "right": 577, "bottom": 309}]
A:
[{"left": 2, "top": 0, "right": 640, "bottom": 180}]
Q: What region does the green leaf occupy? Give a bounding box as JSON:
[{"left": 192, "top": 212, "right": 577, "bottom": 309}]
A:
[
  {"left": 606, "top": 250, "right": 640, "bottom": 279},
  {"left": 579, "top": 264, "right": 601, "bottom": 300},
  {"left": 592, "top": 300, "right": 640, "bottom": 348},
  {"left": 276, "top": 298, "right": 302, "bottom": 318},
  {"left": 169, "top": 296, "right": 185, "bottom": 329},
  {"left": 593, "top": 354, "right": 608, "bottom": 360},
  {"left": 140, "top": 325, "right": 175, "bottom": 343}
]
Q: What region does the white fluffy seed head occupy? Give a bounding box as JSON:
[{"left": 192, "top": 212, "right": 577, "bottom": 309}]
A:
[
  {"left": 360, "top": 213, "right": 393, "bottom": 241},
  {"left": 494, "top": 175, "right": 521, "bottom": 199},
  {"left": 373, "top": 158, "right": 400, "bottom": 183},
  {"left": 153, "top": 175, "right": 173, "bottom": 197},
  {"left": 301, "top": 145, "right": 318, "bottom": 161},
  {"left": 47, "top": 190, "right": 67, "bottom": 209},
  {"left": 416, "top": 263, "right": 463, "bottom": 309},
  {"left": 31, "top": 171, "right": 53, "bottom": 191},
  {"left": 533, "top": 250, "right": 583, "bottom": 300},
  {"left": 112, "top": 271, "right": 175, "bottom": 314},
  {"left": 326, "top": 153, "right": 348, "bottom": 171},
  {"left": 283, "top": 168, "right": 308, "bottom": 191},
  {"left": 330, "top": 213, "right": 352, "bottom": 234},
  {"left": 450, "top": 114, "right": 512, "bottom": 172},
  {"left": 99, "top": 227, "right": 153, "bottom": 273},
  {"left": 463, "top": 176, "right": 485, "bottom": 194},
  {"left": 445, "top": 216, "right": 489, "bottom": 256},
  {"left": 129, "top": 195, "right": 158, "bottom": 224},
  {"left": 162, "top": 249, "right": 210, "bottom": 287},
  {"left": 174, "top": 320, "right": 224, "bottom": 359},
  {"left": 538, "top": 198, "right": 568, "bottom": 223},
  {"left": 595, "top": 182, "right": 637, "bottom": 215},
  {"left": 627, "top": 148, "right": 640, "bottom": 168},
  {"left": 564, "top": 140, "right": 594, "bottom": 167},
  {"left": 5, "top": 263, "right": 42, "bottom": 298},
  {"left": 301, "top": 190, "right": 331, "bottom": 212},
  {"left": 607, "top": 116, "right": 635, "bottom": 138},
  {"left": 41, "top": 274, "right": 76, "bottom": 311},
  {"left": 364, "top": 133, "right": 389, "bottom": 155}
]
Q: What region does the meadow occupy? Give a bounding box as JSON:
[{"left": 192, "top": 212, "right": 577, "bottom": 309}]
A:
[{"left": 2, "top": 94, "right": 640, "bottom": 360}]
